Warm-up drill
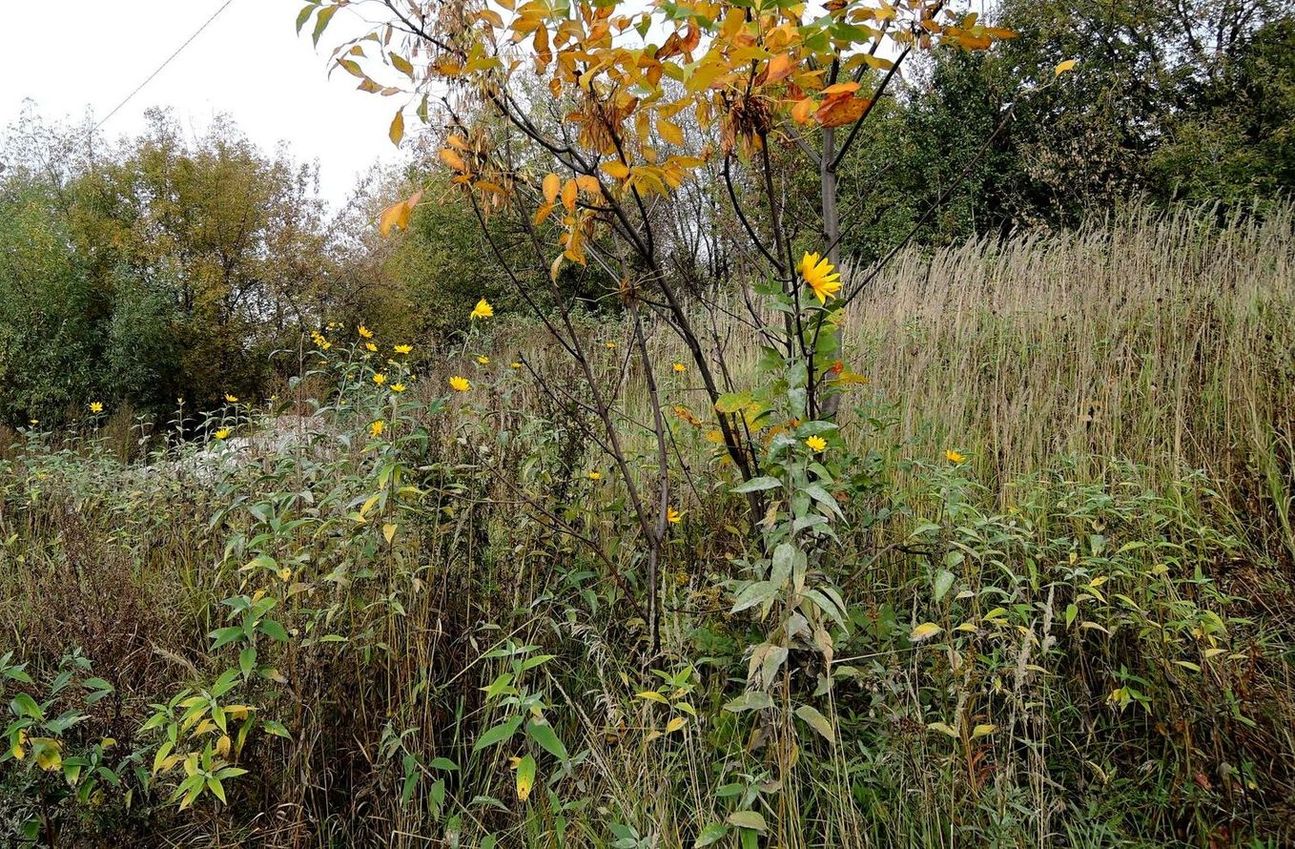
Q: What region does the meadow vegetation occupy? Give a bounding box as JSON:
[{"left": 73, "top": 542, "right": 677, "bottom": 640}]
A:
[
  {"left": 3, "top": 0, "right": 1294, "bottom": 846},
  {"left": 2, "top": 208, "right": 1293, "bottom": 848}
]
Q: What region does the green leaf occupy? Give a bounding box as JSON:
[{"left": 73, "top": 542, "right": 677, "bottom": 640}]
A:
[
  {"left": 714, "top": 392, "right": 751, "bottom": 414},
  {"left": 262, "top": 720, "right": 291, "bottom": 739},
  {"left": 473, "top": 716, "right": 522, "bottom": 753},
  {"left": 695, "top": 822, "right": 730, "bottom": 847},
  {"left": 727, "top": 810, "right": 767, "bottom": 832},
  {"left": 259, "top": 619, "right": 289, "bottom": 642},
  {"left": 731, "top": 476, "right": 781, "bottom": 494},
  {"left": 525, "top": 720, "right": 569, "bottom": 761},
  {"left": 723, "top": 691, "right": 773, "bottom": 713},
  {"left": 311, "top": 4, "right": 338, "bottom": 46},
  {"left": 933, "top": 569, "right": 955, "bottom": 603},
  {"left": 731, "top": 580, "right": 779, "bottom": 614},
  {"left": 794, "top": 704, "right": 835, "bottom": 744},
  {"left": 10, "top": 693, "right": 43, "bottom": 720}
]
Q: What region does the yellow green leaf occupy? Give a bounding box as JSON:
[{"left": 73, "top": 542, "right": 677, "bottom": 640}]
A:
[{"left": 910, "top": 622, "right": 942, "bottom": 642}]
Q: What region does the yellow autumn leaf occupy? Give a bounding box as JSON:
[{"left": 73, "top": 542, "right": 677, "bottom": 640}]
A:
[
  {"left": 439, "top": 147, "right": 467, "bottom": 172},
  {"left": 389, "top": 109, "right": 405, "bottom": 145},
  {"left": 602, "top": 160, "right": 630, "bottom": 180},
  {"left": 542, "top": 172, "right": 560, "bottom": 205},
  {"left": 910, "top": 622, "right": 943, "bottom": 642},
  {"left": 665, "top": 716, "right": 687, "bottom": 734},
  {"left": 383, "top": 523, "right": 397, "bottom": 544},
  {"left": 658, "top": 118, "right": 684, "bottom": 146},
  {"left": 1054, "top": 59, "right": 1077, "bottom": 76}
]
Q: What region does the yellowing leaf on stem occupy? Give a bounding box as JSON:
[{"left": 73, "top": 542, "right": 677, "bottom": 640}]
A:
[
  {"left": 910, "top": 622, "right": 943, "bottom": 642},
  {"left": 515, "top": 753, "right": 536, "bottom": 802},
  {"left": 1054, "top": 59, "right": 1078, "bottom": 76}
]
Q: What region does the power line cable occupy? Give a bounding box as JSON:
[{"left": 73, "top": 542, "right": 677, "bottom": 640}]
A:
[{"left": 91, "top": 0, "right": 236, "bottom": 133}]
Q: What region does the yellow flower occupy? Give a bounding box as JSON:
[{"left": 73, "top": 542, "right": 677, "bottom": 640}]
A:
[
  {"left": 510, "top": 361, "right": 522, "bottom": 369},
  {"left": 224, "top": 393, "right": 238, "bottom": 404},
  {"left": 477, "top": 355, "right": 490, "bottom": 365},
  {"left": 470, "top": 298, "right": 494, "bottom": 320},
  {"left": 394, "top": 344, "right": 413, "bottom": 355},
  {"left": 277, "top": 566, "right": 293, "bottom": 583},
  {"left": 88, "top": 401, "right": 104, "bottom": 414},
  {"left": 805, "top": 435, "right": 827, "bottom": 452},
  {"left": 799, "top": 251, "right": 842, "bottom": 304},
  {"left": 357, "top": 324, "right": 374, "bottom": 339},
  {"left": 365, "top": 342, "right": 378, "bottom": 353},
  {"left": 945, "top": 449, "right": 966, "bottom": 464},
  {"left": 672, "top": 362, "right": 686, "bottom": 373},
  {"left": 370, "top": 420, "right": 385, "bottom": 437},
  {"left": 605, "top": 342, "right": 617, "bottom": 349},
  {"left": 373, "top": 373, "right": 387, "bottom": 385},
  {"left": 215, "top": 428, "right": 231, "bottom": 440},
  {"left": 667, "top": 506, "right": 682, "bottom": 524},
  {"left": 449, "top": 376, "right": 472, "bottom": 392},
  {"left": 587, "top": 470, "right": 602, "bottom": 481},
  {"left": 391, "top": 382, "right": 407, "bottom": 393}
]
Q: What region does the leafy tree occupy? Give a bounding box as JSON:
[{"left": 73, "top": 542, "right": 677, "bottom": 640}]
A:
[{"left": 0, "top": 111, "right": 341, "bottom": 423}]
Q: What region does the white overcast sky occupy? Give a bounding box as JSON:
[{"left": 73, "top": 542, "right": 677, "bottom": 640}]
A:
[{"left": 1, "top": 0, "right": 403, "bottom": 208}]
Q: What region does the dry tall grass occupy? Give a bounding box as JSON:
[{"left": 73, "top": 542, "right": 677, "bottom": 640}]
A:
[{"left": 507, "top": 205, "right": 1295, "bottom": 561}]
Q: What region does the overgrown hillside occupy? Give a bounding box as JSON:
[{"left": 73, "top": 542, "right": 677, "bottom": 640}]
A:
[{"left": 2, "top": 210, "right": 1293, "bottom": 848}]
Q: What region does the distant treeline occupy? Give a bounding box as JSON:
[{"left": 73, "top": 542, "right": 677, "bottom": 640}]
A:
[{"left": 1, "top": 0, "right": 1290, "bottom": 426}]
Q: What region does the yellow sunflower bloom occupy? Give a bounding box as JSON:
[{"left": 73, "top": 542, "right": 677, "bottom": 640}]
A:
[
  {"left": 357, "top": 325, "right": 374, "bottom": 339},
  {"left": 587, "top": 470, "right": 602, "bottom": 481},
  {"left": 373, "top": 373, "right": 387, "bottom": 385},
  {"left": 215, "top": 428, "right": 231, "bottom": 440},
  {"left": 799, "top": 251, "right": 842, "bottom": 304},
  {"left": 672, "top": 362, "right": 686, "bottom": 373},
  {"left": 224, "top": 394, "right": 238, "bottom": 404},
  {"left": 88, "top": 401, "right": 104, "bottom": 414},
  {"left": 449, "top": 376, "right": 472, "bottom": 392},
  {"left": 391, "top": 382, "right": 407, "bottom": 393},
  {"left": 370, "top": 420, "right": 385, "bottom": 437},
  {"left": 364, "top": 342, "right": 378, "bottom": 353},
  {"left": 945, "top": 449, "right": 966, "bottom": 464},
  {"left": 667, "top": 506, "right": 682, "bottom": 524},
  {"left": 470, "top": 298, "right": 494, "bottom": 320},
  {"left": 805, "top": 435, "right": 827, "bottom": 452},
  {"left": 477, "top": 355, "right": 490, "bottom": 365},
  {"left": 394, "top": 344, "right": 413, "bottom": 355}
]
